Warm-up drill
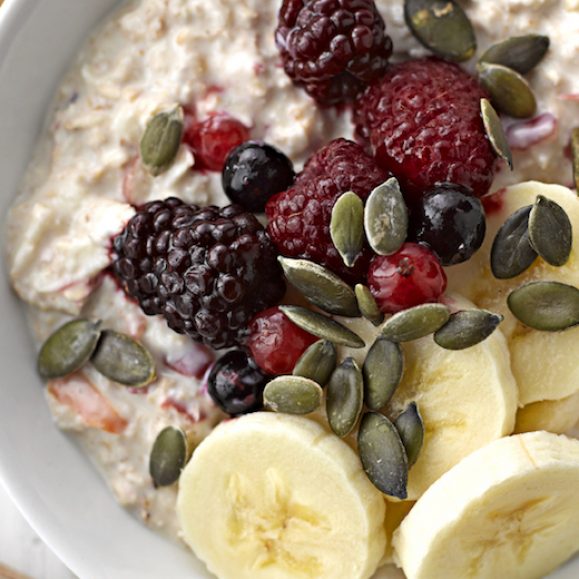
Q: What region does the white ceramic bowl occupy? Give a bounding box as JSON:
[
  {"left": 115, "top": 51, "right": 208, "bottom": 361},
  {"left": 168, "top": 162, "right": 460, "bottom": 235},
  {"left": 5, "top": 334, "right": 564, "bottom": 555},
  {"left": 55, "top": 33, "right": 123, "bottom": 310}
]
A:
[{"left": 0, "top": 1, "right": 576, "bottom": 578}]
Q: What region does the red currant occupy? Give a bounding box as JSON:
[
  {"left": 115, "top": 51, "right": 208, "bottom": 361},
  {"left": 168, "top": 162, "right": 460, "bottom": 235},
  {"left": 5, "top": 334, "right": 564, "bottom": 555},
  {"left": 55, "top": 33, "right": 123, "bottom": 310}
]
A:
[
  {"left": 184, "top": 112, "right": 250, "bottom": 172},
  {"left": 368, "top": 243, "right": 447, "bottom": 314},
  {"left": 247, "top": 307, "right": 318, "bottom": 375}
]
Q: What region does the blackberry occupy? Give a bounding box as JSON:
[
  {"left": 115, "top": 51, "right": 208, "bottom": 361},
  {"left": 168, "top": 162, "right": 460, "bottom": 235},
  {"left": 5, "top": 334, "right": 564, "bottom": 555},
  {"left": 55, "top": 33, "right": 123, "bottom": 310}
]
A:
[{"left": 112, "top": 198, "right": 286, "bottom": 349}]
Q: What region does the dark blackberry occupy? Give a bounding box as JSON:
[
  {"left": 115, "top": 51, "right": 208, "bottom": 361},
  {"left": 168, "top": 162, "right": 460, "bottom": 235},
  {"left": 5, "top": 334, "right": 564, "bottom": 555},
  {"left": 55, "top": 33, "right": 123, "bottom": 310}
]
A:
[{"left": 112, "top": 198, "right": 286, "bottom": 349}]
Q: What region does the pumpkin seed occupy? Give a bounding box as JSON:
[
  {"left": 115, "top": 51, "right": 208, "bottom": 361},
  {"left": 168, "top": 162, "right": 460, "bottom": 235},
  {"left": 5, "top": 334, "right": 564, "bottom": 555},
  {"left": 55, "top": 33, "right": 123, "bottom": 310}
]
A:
[
  {"left": 481, "top": 98, "right": 513, "bottom": 169},
  {"left": 507, "top": 281, "right": 579, "bottom": 332},
  {"left": 355, "top": 284, "right": 385, "bottom": 326},
  {"left": 263, "top": 376, "right": 323, "bottom": 415},
  {"left": 278, "top": 257, "right": 360, "bottom": 317},
  {"left": 404, "top": 0, "right": 476, "bottom": 62},
  {"left": 326, "top": 358, "right": 364, "bottom": 438},
  {"left": 280, "top": 306, "right": 365, "bottom": 348},
  {"left": 364, "top": 178, "right": 409, "bottom": 256},
  {"left": 140, "top": 107, "right": 184, "bottom": 176},
  {"left": 382, "top": 304, "right": 450, "bottom": 342},
  {"left": 38, "top": 319, "right": 101, "bottom": 380},
  {"left": 292, "top": 340, "right": 337, "bottom": 386},
  {"left": 357, "top": 412, "right": 408, "bottom": 499},
  {"left": 149, "top": 426, "right": 190, "bottom": 487},
  {"left": 572, "top": 128, "right": 579, "bottom": 194},
  {"left": 91, "top": 330, "right": 156, "bottom": 387},
  {"left": 478, "top": 62, "right": 537, "bottom": 119},
  {"left": 394, "top": 403, "right": 424, "bottom": 467},
  {"left": 363, "top": 338, "right": 404, "bottom": 411},
  {"left": 330, "top": 192, "right": 365, "bottom": 268},
  {"left": 434, "top": 310, "right": 503, "bottom": 350},
  {"left": 491, "top": 205, "right": 538, "bottom": 279},
  {"left": 528, "top": 195, "right": 573, "bottom": 267},
  {"left": 479, "top": 35, "right": 550, "bottom": 75}
]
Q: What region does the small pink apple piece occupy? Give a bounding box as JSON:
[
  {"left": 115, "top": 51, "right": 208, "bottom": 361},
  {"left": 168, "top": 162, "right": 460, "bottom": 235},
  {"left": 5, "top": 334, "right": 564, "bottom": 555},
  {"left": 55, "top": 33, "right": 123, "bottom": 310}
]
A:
[
  {"left": 507, "top": 113, "right": 558, "bottom": 150},
  {"left": 165, "top": 343, "right": 215, "bottom": 379}
]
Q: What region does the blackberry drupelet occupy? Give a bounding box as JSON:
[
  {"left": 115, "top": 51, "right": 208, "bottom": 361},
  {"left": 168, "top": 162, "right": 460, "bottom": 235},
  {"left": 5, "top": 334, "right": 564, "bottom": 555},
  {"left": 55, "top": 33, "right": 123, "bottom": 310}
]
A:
[{"left": 113, "top": 198, "right": 286, "bottom": 349}]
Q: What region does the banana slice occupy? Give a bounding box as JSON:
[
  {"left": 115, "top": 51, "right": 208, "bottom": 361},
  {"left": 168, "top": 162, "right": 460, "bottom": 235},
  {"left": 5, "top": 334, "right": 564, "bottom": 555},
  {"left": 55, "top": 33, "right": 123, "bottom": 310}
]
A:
[
  {"left": 446, "top": 181, "right": 579, "bottom": 405},
  {"left": 177, "top": 412, "right": 386, "bottom": 579},
  {"left": 515, "top": 391, "right": 579, "bottom": 435},
  {"left": 392, "top": 432, "right": 579, "bottom": 579},
  {"left": 339, "top": 296, "right": 518, "bottom": 500}
]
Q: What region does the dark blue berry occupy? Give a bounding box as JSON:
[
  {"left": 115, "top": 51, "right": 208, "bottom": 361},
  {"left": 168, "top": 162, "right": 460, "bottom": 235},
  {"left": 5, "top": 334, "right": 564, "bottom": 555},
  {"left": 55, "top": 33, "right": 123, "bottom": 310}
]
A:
[
  {"left": 207, "top": 350, "right": 269, "bottom": 416},
  {"left": 222, "top": 142, "right": 295, "bottom": 213}
]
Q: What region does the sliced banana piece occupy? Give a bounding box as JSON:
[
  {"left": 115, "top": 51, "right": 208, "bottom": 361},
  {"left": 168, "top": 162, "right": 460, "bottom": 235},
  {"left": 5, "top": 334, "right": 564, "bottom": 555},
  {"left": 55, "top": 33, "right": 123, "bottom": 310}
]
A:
[
  {"left": 446, "top": 181, "right": 579, "bottom": 405},
  {"left": 515, "top": 391, "right": 579, "bottom": 435},
  {"left": 177, "top": 413, "right": 386, "bottom": 579},
  {"left": 393, "top": 432, "right": 579, "bottom": 579},
  {"left": 338, "top": 297, "right": 518, "bottom": 500}
]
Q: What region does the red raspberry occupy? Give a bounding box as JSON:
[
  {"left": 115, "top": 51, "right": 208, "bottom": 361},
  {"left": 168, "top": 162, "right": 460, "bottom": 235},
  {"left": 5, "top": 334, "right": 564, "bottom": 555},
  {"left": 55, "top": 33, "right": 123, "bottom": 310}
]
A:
[
  {"left": 248, "top": 307, "right": 318, "bottom": 375},
  {"left": 266, "top": 138, "right": 388, "bottom": 283},
  {"left": 353, "top": 58, "right": 497, "bottom": 206},
  {"left": 368, "top": 243, "right": 447, "bottom": 314},
  {"left": 276, "top": 0, "right": 393, "bottom": 106},
  {"left": 184, "top": 112, "right": 250, "bottom": 172}
]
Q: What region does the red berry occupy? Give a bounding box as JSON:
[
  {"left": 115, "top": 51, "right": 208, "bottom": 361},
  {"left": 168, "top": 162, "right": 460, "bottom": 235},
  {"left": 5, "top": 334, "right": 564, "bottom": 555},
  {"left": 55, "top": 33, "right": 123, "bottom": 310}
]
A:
[
  {"left": 353, "top": 58, "right": 497, "bottom": 206},
  {"left": 266, "top": 138, "right": 388, "bottom": 283},
  {"left": 248, "top": 307, "right": 318, "bottom": 375},
  {"left": 275, "top": 0, "right": 393, "bottom": 106},
  {"left": 367, "top": 243, "right": 447, "bottom": 314},
  {"left": 184, "top": 113, "right": 250, "bottom": 172}
]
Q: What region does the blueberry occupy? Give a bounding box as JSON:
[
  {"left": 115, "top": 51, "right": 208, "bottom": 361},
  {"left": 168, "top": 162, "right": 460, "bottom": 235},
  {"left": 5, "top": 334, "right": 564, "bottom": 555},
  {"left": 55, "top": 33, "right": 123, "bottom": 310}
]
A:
[
  {"left": 222, "top": 141, "right": 295, "bottom": 212},
  {"left": 413, "top": 183, "right": 486, "bottom": 266},
  {"left": 207, "top": 350, "right": 269, "bottom": 416}
]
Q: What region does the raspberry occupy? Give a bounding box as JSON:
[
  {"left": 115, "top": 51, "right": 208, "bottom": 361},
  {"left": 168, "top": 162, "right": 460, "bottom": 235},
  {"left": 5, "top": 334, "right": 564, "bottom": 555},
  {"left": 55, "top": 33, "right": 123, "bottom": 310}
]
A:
[
  {"left": 353, "top": 58, "right": 497, "bottom": 205},
  {"left": 184, "top": 112, "right": 250, "bottom": 172},
  {"left": 248, "top": 307, "right": 318, "bottom": 375},
  {"left": 112, "top": 198, "right": 286, "bottom": 349},
  {"left": 367, "top": 243, "right": 447, "bottom": 314},
  {"left": 266, "top": 138, "right": 388, "bottom": 283},
  {"left": 276, "top": 0, "right": 393, "bottom": 106}
]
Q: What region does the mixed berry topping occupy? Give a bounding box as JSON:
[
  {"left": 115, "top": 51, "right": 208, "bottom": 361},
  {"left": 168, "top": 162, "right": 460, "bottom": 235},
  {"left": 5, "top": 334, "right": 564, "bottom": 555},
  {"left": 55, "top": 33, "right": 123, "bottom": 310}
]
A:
[
  {"left": 353, "top": 58, "right": 498, "bottom": 206},
  {"left": 412, "top": 183, "right": 487, "bottom": 266},
  {"left": 184, "top": 113, "right": 250, "bottom": 172},
  {"left": 275, "top": 0, "right": 393, "bottom": 105},
  {"left": 368, "top": 243, "right": 447, "bottom": 314},
  {"left": 266, "top": 138, "right": 388, "bottom": 283},
  {"left": 222, "top": 142, "right": 296, "bottom": 213},
  {"left": 247, "top": 307, "right": 318, "bottom": 375},
  {"left": 112, "top": 198, "right": 285, "bottom": 349},
  {"left": 207, "top": 350, "right": 269, "bottom": 416}
]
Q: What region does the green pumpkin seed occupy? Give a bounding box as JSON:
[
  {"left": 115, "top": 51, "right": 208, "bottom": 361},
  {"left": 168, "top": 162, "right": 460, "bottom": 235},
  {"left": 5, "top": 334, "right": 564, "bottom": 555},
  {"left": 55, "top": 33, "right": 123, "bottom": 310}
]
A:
[
  {"left": 481, "top": 98, "right": 513, "bottom": 169},
  {"left": 572, "top": 129, "right": 579, "bottom": 194},
  {"left": 140, "top": 107, "right": 184, "bottom": 176},
  {"left": 382, "top": 304, "right": 450, "bottom": 342},
  {"left": 364, "top": 178, "right": 409, "bottom": 256},
  {"left": 478, "top": 62, "right": 537, "bottom": 119},
  {"left": 507, "top": 281, "right": 579, "bottom": 332},
  {"left": 528, "top": 195, "right": 573, "bottom": 267},
  {"left": 280, "top": 306, "right": 365, "bottom": 348},
  {"left": 357, "top": 412, "right": 408, "bottom": 499},
  {"left": 404, "top": 0, "right": 476, "bottom": 62},
  {"left": 394, "top": 403, "right": 424, "bottom": 467},
  {"left": 363, "top": 338, "right": 404, "bottom": 411},
  {"left": 355, "top": 284, "right": 385, "bottom": 326},
  {"left": 326, "top": 358, "right": 364, "bottom": 438},
  {"left": 278, "top": 257, "right": 360, "bottom": 317},
  {"left": 330, "top": 192, "right": 365, "bottom": 268},
  {"left": 491, "top": 205, "right": 538, "bottom": 279},
  {"left": 479, "top": 35, "right": 550, "bottom": 75},
  {"left": 91, "top": 330, "right": 156, "bottom": 387},
  {"left": 38, "top": 319, "right": 102, "bottom": 380},
  {"left": 263, "top": 376, "right": 323, "bottom": 415},
  {"left": 292, "top": 340, "right": 337, "bottom": 386},
  {"left": 434, "top": 310, "right": 503, "bottom": 350},
  {"left": 149, "top": 426, "right": 190, "bottom": 487}
]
